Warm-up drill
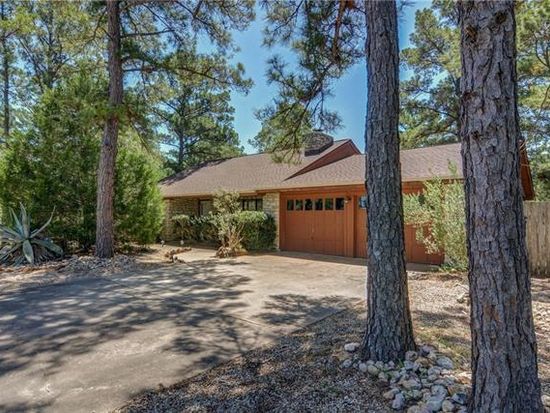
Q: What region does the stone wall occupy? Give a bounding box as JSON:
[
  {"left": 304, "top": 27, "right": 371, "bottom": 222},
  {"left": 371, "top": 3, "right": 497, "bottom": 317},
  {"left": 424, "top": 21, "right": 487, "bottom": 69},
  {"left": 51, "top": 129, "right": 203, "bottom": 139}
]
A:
[
  {"left": 161, "top": 193, "right": 281, "bottom": 247},
  {"left": 161, "top": 197, "right": 199, "bottom": 241},
  {"left": 263, "top": 192, "right": 280, "bottom": 249}
]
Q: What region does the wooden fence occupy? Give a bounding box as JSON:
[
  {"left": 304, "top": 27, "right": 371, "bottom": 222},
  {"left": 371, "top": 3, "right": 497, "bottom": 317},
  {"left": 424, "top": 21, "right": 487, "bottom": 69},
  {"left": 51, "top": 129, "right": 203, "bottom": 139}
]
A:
[{"left": 525, "top": 201, "right": 550, "bottom": 278}]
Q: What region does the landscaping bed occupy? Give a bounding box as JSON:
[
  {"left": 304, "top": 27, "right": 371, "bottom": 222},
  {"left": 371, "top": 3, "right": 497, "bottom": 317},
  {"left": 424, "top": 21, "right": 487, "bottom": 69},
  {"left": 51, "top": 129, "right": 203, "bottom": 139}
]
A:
[{"left": 116, "top": 274, "right": 550, "bottom": 412}]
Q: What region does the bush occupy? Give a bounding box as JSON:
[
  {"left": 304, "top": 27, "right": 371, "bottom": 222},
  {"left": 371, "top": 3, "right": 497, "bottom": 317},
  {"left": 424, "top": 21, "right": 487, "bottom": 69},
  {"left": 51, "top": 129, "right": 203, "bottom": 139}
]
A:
[
  {"left": 171, "top": 208, "right": 276, "bottom": 252},
  {"left": 239, "top": 211, "right": 276, "bottom": 250},
  {"left": 403, "top": 166, "right": 467, "bottom": 270}
]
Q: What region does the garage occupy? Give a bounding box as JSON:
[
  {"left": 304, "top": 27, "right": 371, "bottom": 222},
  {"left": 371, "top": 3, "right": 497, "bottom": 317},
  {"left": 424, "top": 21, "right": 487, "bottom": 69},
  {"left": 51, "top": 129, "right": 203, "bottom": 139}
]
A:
[{"left": 280, "top": 190, "right": 444, "bottom": 264}]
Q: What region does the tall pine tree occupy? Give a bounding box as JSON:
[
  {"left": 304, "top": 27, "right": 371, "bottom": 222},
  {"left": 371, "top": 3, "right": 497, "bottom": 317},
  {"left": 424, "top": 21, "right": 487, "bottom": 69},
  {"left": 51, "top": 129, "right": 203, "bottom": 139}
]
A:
[{"left": 459, "top": 1, "right": 543, "bottom": 410}]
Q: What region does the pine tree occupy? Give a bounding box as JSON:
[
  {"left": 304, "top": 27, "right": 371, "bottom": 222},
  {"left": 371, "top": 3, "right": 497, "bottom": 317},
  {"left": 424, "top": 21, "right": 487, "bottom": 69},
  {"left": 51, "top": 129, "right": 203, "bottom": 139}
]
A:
[{"left": 459, "top": 1, "right": 543, "bottom": 410}]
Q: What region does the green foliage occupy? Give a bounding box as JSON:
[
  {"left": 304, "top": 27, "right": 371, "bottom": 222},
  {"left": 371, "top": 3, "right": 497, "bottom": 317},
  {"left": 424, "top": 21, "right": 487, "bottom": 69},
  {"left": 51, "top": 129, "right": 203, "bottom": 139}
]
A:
[
  {"left": 156, "top": 52, "right": 250, "bottom": 173},
  {"left": 251, "top": 102, "right": 313, "bottom": 162},
  {"left": 403, "top": 167, "right": 467, "bottom": 270},
  {"left": 171, "top": 214, "right": 192, "bottom": 241},
  {"left": 212, "top": 190, "right": 241, "bottom": 215},
  {"left": 0, "top": 204, "right": 63, "bottom": 265},
  {"left": 400, "top": 0, "right": 550, "bottom": 199},
  {"left": 114, "top": 141, "right": 164, "bottom": 245},
  {"left": 239, "top": 211, "right": 276, "bottom": 251},
  {"left": 171, "top": 193, "right": 276, "bottom": 252},
  {"left": 256, "top": 0, "right": 365, "bottom": 155},
  {"left": 0, "top": 72, "right": 164, "bottom": 249}
]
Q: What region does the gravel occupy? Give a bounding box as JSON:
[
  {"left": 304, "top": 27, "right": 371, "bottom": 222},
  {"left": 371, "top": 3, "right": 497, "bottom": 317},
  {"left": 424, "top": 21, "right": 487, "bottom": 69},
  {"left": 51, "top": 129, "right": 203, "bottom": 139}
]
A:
[{"left": 0, "top": 253, "right": 140, "bottom": 292}]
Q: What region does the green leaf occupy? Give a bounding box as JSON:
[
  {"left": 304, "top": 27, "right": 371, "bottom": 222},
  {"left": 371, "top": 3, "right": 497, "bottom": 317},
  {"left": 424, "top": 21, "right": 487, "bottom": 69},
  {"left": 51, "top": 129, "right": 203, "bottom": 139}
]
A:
[
  {"left": 33, "top": 238, "right": 63, "bottom": 256},
  {"left": 10, "top": 208, "right": 24, "bottom": 237},
  {"left": 19, "top": 203, "right": 30, "bottom": 238},
  {"left": 30, "top": 210, "right": 54, "bottom": 238},
  {"left": 22, "top": 240, "right": 35, "bottom": 264}
]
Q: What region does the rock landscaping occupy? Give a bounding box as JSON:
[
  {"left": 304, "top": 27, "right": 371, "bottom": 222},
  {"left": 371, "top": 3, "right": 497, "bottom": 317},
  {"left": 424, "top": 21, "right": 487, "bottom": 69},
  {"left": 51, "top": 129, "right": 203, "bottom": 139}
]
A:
[
  {"left": 341, "top": 343, "right": 469, "bottom": 412},
  {"left": 0, "top": 253, "right": 141, "bottom": 292}
]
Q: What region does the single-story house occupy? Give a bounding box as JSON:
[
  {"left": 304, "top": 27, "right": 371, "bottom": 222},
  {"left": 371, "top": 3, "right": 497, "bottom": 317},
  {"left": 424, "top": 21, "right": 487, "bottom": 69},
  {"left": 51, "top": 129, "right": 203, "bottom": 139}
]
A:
[{"left": 159, "top": 132, "right": 535, "bottom": 264}]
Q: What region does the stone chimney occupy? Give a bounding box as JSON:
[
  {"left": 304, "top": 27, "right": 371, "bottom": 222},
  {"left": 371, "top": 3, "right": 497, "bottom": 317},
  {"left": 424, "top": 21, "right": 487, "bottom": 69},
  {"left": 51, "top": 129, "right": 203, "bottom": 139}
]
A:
[{"left": 303, "top": 130, "right": 334, "bottom": 156}]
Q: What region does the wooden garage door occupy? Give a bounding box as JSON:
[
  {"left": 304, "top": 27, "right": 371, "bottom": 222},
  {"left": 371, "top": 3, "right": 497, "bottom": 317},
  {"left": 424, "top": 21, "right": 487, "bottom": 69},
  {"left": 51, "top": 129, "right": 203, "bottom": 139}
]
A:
[{"left": 282, "top": 195, "right": 347, "bottom": 256}]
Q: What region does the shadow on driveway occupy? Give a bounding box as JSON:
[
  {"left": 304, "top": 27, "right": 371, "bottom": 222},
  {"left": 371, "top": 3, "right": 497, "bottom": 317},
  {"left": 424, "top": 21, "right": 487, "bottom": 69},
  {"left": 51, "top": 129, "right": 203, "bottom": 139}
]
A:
[{"left": 0, "top": 254, "right": 363, "bottom": 412}]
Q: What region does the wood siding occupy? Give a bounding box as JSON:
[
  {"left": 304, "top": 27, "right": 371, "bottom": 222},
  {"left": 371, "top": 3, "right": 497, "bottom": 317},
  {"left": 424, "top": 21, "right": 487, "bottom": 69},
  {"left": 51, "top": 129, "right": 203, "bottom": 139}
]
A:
[{"left": 525, "top": 201, "right": 550, "bottom": 277}]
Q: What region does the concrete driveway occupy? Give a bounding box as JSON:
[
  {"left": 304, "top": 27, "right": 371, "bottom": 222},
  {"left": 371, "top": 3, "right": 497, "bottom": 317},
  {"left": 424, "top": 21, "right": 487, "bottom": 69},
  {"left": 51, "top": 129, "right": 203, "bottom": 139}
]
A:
[{"left": 0, "top": 249, "right": 366, "bottom": 413}]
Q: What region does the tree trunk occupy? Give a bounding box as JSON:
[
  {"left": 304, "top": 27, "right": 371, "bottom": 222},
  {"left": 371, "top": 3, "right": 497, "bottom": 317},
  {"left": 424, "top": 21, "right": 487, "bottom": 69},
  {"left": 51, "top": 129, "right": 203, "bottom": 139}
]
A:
[
  {"left": 459, "top": 1, "right": 543, "bottom": 411},
  {"left": 178, "top": 132, "right": 184, "bottom": 170},
  {"left": 361, "top": 0, "right": 415, "bottom": 362},
  {"left": 1, "top": 1, "right": 9, "bottom": 140},
  {"left": 96, "top": 0, "right": 123, "bottom": 258}
]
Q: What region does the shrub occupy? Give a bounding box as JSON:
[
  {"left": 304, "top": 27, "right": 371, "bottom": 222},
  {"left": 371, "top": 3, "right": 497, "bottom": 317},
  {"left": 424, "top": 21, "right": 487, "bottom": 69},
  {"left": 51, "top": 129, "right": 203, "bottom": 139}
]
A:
[
  {"left": 171, "top": 214, "right": 193, "bottom": 241},
  {"left": 239, "top": 211, "right": 276, "bottom": 250},
  {"left": 403, "top": 166, "right": 467, "bottom": 270},
  {"left": 0, "top": 204, "right": 63, "bottom": 265},
  {"left": 174, "top": 191, "right": 276, "bottom": 254}
]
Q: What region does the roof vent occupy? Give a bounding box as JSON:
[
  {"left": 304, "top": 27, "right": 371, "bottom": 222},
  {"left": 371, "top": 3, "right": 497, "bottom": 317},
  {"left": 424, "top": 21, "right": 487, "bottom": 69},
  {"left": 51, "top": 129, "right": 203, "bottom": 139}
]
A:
[{"left": 304, "top": 130, "right": 334, "bottom": 156}]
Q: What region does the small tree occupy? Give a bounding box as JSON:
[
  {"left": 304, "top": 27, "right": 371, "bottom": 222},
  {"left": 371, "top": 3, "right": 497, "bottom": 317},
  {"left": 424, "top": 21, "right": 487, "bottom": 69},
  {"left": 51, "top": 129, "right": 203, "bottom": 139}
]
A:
[
  {"left": 212, "top": 191, "right": 244, "bottom": 257},
  {"left": 403, "top": 165, "right": 467, "bottom": 270}
]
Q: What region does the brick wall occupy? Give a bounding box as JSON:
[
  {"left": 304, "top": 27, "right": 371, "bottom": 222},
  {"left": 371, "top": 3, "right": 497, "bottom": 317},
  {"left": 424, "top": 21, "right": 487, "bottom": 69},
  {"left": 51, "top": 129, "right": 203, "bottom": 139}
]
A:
[
  {"left": 161, "top": 197, "right": 199, "bottom": 241},
  {"left": 263, "top": 192, "right": 280, "bottom": 248}
]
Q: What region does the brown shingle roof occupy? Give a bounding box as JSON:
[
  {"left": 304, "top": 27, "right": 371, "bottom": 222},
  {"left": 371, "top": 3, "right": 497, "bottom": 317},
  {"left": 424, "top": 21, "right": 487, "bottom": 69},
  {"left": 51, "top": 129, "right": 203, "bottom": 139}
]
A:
[
  {"left": 159, "top": 140, "right": 351, "bottom": 198},
  {"left": 159, "top": 142, "right": 463, "bottom": 197}
]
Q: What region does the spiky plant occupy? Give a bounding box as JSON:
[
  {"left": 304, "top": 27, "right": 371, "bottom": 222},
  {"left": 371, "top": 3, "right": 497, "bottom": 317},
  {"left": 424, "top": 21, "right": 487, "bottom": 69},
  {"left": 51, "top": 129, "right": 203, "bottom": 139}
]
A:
[{"left": 0, "top": 204, "right": 63, "bottom": 265}]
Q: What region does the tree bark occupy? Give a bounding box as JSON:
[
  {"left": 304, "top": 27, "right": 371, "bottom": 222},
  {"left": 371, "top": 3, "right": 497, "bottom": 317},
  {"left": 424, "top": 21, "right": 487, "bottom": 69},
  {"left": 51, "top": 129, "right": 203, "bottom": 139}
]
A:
[
  {"left": 459, "top": 1, "right": 543, "bottom": 411},
  {"left": 361, "top": 0, "right": 415, "bottom": 362},
  {"left": 1, "top": 1, "right": 9, "bottom": 140},
  {"left": 96, "top": 0, "right": 123, "bottom": 258}
]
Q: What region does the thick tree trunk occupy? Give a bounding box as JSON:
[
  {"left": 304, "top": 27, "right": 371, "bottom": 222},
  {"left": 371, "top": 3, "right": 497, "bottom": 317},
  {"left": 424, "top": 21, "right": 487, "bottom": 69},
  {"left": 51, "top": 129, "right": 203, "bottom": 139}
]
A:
[
  {"left": 1, "top": 1, "right": 9, "bottom": 140},
  {"left": 459, "top": 1, "right": 543, "bottom": 411},
  {"left": 361, "top": 0, "right": 415, "bottom": 362},
  {"left": 96, "top": 0, "right": 123, "bottom": 258}
]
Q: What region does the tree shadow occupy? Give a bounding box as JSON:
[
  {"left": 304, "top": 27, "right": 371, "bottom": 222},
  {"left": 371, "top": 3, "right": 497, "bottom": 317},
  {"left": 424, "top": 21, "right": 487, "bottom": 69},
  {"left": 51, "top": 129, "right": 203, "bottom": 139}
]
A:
[{"left": 0, "top": 256, "right": 362, "bottom": 411}]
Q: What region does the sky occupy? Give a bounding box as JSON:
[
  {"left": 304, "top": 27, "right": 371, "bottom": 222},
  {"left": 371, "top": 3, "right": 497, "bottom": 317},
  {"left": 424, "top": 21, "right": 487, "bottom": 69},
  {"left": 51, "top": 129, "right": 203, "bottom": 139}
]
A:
[{"left": 228, "top": 1, "right": 432, "bottom": 154}]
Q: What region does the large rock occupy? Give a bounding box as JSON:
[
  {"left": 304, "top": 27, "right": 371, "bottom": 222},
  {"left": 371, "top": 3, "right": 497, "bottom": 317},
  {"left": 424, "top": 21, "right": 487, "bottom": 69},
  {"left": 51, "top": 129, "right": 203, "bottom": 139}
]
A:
[
  {"left": 436, "top": 356, "right": 454, "bottom": 370},
  {"left": 367, "top": 365, "right": 379, "bottom": 376},
  {"left": 392, "top": 393, "right": 405, "bottom": 410},
  {"left": 344, "top": 342, "right": 360, "bottom": 352}
]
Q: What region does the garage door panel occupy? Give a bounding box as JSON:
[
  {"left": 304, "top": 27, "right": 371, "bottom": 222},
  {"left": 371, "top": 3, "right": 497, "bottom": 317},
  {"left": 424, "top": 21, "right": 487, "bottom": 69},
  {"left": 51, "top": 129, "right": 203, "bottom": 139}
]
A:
[{"left": 282, "top": 194, "right": 346, "bottom": 256}]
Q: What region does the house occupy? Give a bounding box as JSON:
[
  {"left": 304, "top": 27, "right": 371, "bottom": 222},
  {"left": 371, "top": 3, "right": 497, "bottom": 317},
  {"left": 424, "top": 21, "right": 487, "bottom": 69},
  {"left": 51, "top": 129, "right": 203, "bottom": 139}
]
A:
[{"left": 159, "top": 132, "right": 535, "bottom": 264}]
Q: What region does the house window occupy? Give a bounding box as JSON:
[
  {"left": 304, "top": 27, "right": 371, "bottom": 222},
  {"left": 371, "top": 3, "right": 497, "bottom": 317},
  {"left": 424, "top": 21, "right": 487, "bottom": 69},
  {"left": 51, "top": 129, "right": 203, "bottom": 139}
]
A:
[
  {"left": 199, "top": 199, "right": 213, "bottom": 216},
  {"left": 286, "top": 199, "right": 294, "bottom": 211},
  {"left": 325, "top": 198, "right": 334, "bottom": 210},
  {"left": 295, "top": 199, "right": 303, "bottom": 210},
  {"left": 335, "top": 197, "right": 345, "bottom": 210},
  {"left": 241, "top": 198, "right": 263, "bottom": 211},
  {"left": 315, "top": 198, "right": 323, "bottom": 210},
  {"left": 305, "top": 199, "right": 313, "bottom": 210},
  {"left": 358, "top": 195, "right": 367, "bottom": 209}
]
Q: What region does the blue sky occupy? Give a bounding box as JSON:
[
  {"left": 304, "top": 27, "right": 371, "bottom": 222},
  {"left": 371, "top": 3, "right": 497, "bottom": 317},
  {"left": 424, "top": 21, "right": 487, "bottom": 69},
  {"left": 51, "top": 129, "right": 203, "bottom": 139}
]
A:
[{"left": 229, "top": 1, "right": 432, "bottom": 153}]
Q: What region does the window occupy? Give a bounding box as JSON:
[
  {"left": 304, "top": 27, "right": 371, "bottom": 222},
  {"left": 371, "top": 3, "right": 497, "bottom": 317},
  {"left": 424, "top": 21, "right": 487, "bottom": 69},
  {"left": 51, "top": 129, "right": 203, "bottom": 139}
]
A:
[
  {"left": 325, "top": 198, "right": 334, "bottom": 210},
  {"left": 241, "top": 198, "right": 263, "bottom": 211},
  {"left": 287, "top": 199, "right": 294, "bottom": 211},
  {"left": 199, "top": 199, "right": 213, "bottom": 216},
  {"left": 295, "top": 199, "right": 303, "bottom": 210},
  {"left": 358, "top": 195, "right": 367, "bottom": 209},
  {"left": 335, "top": 197, "right": 345, "bottom": 210},
  {"left": 315, "top": 198, "right": 323, "bottom": 210},
  {"left": 305, "top": 198, "right": 313, "bottom": 210}
]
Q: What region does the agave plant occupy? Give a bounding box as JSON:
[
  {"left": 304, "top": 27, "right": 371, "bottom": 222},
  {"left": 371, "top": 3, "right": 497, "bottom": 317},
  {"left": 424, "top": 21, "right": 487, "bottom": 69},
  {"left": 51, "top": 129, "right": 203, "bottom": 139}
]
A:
[{"left": 0, "top": 204, "right": 63, "bottom": 265}]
